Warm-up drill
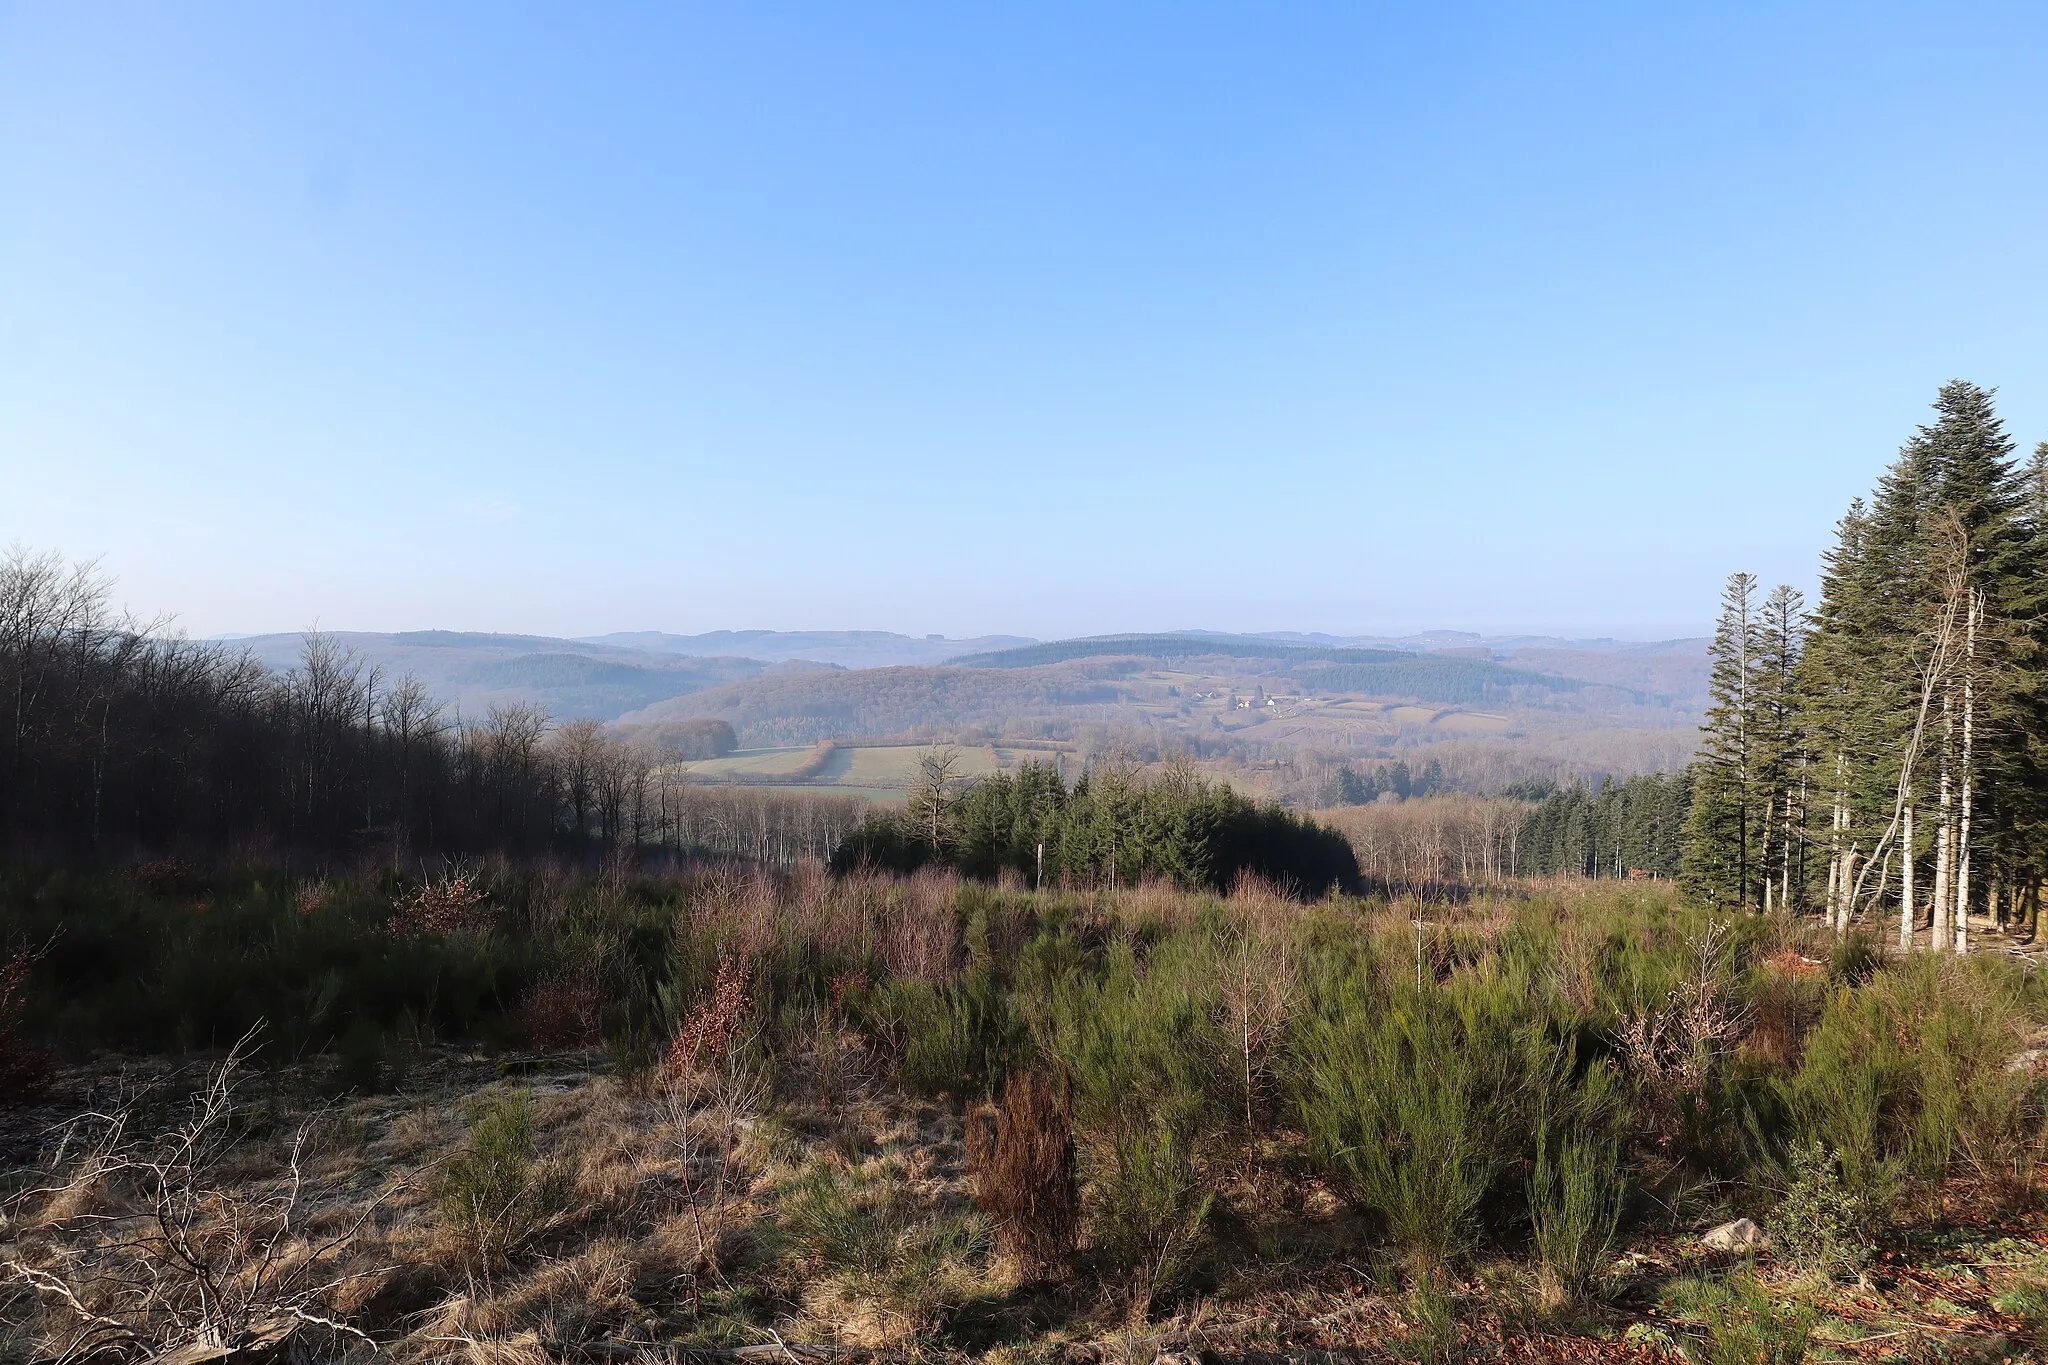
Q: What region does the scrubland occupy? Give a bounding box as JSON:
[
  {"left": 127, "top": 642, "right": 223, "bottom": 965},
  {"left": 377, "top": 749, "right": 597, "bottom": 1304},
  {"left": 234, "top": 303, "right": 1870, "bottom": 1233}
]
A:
[{"left": 5, "top": 864, "right": 2048, "bottom": 1363}]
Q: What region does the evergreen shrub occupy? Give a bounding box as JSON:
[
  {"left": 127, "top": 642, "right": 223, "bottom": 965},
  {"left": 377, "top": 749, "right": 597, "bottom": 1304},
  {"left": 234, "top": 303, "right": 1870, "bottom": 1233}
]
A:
[{"left": 434, "top": 1090, "right": 577, "bottom": 1279}]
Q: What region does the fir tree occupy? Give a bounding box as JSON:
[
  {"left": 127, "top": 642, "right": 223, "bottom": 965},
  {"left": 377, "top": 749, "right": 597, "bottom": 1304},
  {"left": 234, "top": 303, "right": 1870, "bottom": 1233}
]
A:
[
  {"left": 1755, "top": 584, "right": 1807, "bottom": 911},
  {"left": 1764, "top": 382, "right": 2044, "bottom": 944},
  {"left": 1684, "top": 572, "right": 1764, "bottom": 908}
]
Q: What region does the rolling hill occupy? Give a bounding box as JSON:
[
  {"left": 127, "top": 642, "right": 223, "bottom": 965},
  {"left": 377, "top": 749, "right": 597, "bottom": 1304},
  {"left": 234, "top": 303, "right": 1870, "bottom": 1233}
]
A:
[
  {"left": 580, "top": 629, "right": 1035, "bottom": 669},
  {"left": 617, "top": 631, "right": 1690, "bottom": 761},
  {"left": 955, "top": 634, "right": 1609, "bottom": 703},
  {"left": 222, "top": 631, "right": 768, "bottom": 721},
  {"left": 216, "top": 626, "right": 1710, "bottom": 792}
]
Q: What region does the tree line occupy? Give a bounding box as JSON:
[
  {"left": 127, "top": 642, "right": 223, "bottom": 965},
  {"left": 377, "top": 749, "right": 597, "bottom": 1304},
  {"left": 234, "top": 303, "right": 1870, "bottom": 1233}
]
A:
[
  {"left": 1311, "top": 774, "right": 1687, "bottom": 892},
  {"left": 829, "top": 750, "right": 1360, "bottom": 895},
  {"left": 1316, "top": 795, "right": 1527, "bottom": 892},
  {"left": 0, "top": 548, "right": 863, "bottom": 863},
  {"left": 1682, "top": 381, "right": 2048, "bottom": 943},
  {"left": 1514, "top": 773, "right": 1690, "bottom": 879},
  {"left": 1329, "top": 757, "right": 1451, "bottom": 804}
]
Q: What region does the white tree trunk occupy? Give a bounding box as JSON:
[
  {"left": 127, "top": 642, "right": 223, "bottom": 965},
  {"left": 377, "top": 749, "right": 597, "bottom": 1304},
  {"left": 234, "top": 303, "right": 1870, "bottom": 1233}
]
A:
[
  {"left": 1934, "top": 687, "right": 1953, "bottom": 951},
  {"left": 1902, "top": 802, "right": 1916, "bottom": 950},
  {"left": 1781, "top": 793, "right": 1793, "bottom": 912},
  {"left": 1957, "top": 589, "right": 1979, "bottom": 954},
  {"left": 1843, "top": 757, "right": 1859, "bottom": 941},
  {"left": 1761, "top": 793, "right": 1775, "bottom": 914},
  {"left": 1844, "top": 843, "right": 1860, "bottom": 931}
]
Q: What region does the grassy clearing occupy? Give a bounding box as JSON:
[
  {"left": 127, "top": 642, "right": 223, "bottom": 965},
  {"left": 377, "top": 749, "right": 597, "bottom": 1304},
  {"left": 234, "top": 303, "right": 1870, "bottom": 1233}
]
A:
[
  {"left": 6, "top": 871, "right": 2048, "bottom": 1361},
  {"left": 680, "top": 743, "right": 1028, "bottom": 791}
]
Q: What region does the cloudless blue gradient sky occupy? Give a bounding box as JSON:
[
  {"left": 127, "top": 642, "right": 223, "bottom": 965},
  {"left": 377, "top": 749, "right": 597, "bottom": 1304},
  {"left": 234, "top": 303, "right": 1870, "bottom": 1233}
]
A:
[{"left": 3, "top": 4, "right": 2046, "bottom": 641}]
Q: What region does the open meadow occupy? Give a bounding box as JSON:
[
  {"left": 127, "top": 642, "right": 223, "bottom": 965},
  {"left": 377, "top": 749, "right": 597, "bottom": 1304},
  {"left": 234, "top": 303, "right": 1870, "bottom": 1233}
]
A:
[{"left": 675, "top": 744, "right": 1055, "bottom": 799}]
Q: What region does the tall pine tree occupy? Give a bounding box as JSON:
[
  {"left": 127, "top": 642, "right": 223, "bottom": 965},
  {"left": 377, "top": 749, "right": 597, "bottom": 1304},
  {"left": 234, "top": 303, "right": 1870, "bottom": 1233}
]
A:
[
  {"left": 1683, "top": 572, "right": 1764, "bottom": 908},
  {"left": 1754, "top": 381, "right": 2046, "bottom": 943}
]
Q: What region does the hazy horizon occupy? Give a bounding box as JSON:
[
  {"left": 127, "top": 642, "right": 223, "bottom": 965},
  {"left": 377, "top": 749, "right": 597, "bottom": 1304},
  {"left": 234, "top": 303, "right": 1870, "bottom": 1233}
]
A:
[
  {"left": 201, "top": 622, "right": 1712, "bottom": 649},
  {"left": 7, "top": 5, "right": 2046, "bottom": 638}
]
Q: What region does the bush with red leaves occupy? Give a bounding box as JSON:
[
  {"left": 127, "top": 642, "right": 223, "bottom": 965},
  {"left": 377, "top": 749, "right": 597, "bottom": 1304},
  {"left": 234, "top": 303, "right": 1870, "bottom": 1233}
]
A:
[
  {"left": 828, "top": 969, "right": 870, "bottom": 1020},
  {"left": 665, "top": 955, "right": 753, "bottom": 1078},
  {"left": 131, "top": 857, "right": 206, "bottom": 896},
  {"left": 386, "top": 868, "right": 494, "bottom": 938},
  {"left": 518, "top": 971, "right": 607, "bottom": 1049}
]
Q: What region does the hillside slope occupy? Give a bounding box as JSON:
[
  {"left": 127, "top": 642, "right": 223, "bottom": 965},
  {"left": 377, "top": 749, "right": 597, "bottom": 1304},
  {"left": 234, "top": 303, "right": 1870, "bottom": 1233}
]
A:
[
  {"left": 225, "top": 631, "right": 766, "bottom": 721},
  {"left": 582, "top": 629, "right": 1035, "bottom": 668},
  {"left": 618, "top": 633, "right": 1693, "bottom": 763}
]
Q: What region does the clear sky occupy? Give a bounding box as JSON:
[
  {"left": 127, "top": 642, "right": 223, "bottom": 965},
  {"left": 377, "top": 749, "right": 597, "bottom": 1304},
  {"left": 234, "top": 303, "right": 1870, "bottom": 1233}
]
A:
[{"left": 4, "top": 4, "right": 2045, "bottom": 642}]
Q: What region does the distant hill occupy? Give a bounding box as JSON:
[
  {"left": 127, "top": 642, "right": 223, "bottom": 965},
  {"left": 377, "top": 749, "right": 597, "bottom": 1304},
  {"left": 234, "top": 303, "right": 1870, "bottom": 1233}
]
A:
[
  {"left": 952, "top": 634, "right": 1412, "bottom": 668},
  {"left": 224, "top": 631, "right": 766, "bottom": 722},
  {"left": 1495, "top": 643, "right": 1710, "bottom": 707},
  {"left": 1244, "top": 629, "right": 1705, "bottom": 654},
  {"left": 211, "top": 627, "right": 1710, "bottom": 784},
  {"left": 619, "top": 663, "right": 1117, "bottom": 745},
  {"left": 618, "top": 642, "right": 1668, "bottom": 749},
  {"left": 1209, "top": 632, "right": 1710, "bottom": 708},
  {"left": 581, "top": 630, "right": 1035, "bottom": 669},
  {"left": 1227, "top": 631, "right": 1711, "bottom": 703},
  {"left": 952, "top": 633, "right": 1607, "bottom": 702}
]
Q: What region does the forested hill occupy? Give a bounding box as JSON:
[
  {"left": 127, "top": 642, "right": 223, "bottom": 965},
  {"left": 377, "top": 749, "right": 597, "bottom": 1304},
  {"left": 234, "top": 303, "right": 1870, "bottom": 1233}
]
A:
[
  {"left": 226, "top": 631, "right": 769, "bottom": 722},
  {"left": 583, "top": 629, "right": 1036, "bottom": 668},
  {"left": 617, "top": 648, "right": 1675, "bottom": 751},
  {"left": 953, "top": 634, "right": 1416, "bottom": 668},
  {"left": 955, "top": 633, "right": 1614, "bottom": 702}
]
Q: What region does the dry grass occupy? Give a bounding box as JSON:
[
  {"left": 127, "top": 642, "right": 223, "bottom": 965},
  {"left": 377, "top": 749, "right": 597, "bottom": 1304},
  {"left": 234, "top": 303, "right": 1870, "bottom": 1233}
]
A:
[{"left": 11, "top": 882, "right": 2048, "bottom": 1364}]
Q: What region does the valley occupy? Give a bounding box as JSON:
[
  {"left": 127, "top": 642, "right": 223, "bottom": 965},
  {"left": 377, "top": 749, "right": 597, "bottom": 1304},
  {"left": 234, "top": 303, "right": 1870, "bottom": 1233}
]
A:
[{"left": 224, "top": 628, "right": 1709, "bottom": 803}]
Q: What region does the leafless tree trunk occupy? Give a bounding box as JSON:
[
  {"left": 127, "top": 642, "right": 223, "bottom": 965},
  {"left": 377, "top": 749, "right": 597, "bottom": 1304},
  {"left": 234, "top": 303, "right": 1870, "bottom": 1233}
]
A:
[
  {"left": 1934, "top": 685, "right": 1954, "bottom": 951},
  {"left": 911, "top": 745, "right": 963, "bottom": 852},
  {"left": 1850, "top": 508, "right": 1969, "bottom": 925},
  {"left": 1760, "top": 793, "right": 1775, "bottom": 913},
  {"left": 1901, "top": 803, "right": 1916, "bottom": 950},
  {"left": 1957, "top": 587, "right": 1980, "bottom": 953}
]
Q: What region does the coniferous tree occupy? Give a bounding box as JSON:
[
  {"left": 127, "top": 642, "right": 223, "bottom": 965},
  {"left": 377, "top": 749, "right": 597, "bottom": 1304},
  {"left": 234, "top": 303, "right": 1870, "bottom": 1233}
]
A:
[
  {"left": 1755, "top": 584, "right": 1807, "bottom": 912},
  {"left": 1683, "top": 573, "right": 1764, "bottom": 908},
  {"left": 1718, "top": 381, "right": 2048, "bottom": 945},
  {"left": 1799, "top": 499, "right": 1886, "bottom": 931}
]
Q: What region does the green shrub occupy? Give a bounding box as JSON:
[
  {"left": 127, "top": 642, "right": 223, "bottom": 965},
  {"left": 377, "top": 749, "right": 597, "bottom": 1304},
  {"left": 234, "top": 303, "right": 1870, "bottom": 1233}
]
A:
[
  {"left": 778, "top": 1161, "right": 990, "bottom": 1340},
  {"left": 1529, "top": 1132, "right": 1624, "bottom": 1307},
  {"left": 1788, "top": 954, "right": 2039, "bottom": 1210},
  {"left": 1015, "top": 936, "right": 1229, "bottom": 1316},
  {"left": 1396, "top": 1269, "right": 1460, "bottom": 1364},
  {"left": 779, "top": 1163, "right": 905, "bottom": 1278},
  {"left": 0, "top": 865, "right": 541, "bottom": 1055},
  {"left": 1089, "top": 1126, "right": 1213, "bottom": 1319},
  {"left": 1666, "top": 1273, "right": 1816, "bottom": 1365},
  {"left": 1294, "top": 975, "right": 1555, "bottom": 1270},
  {"left": 867, "top": 969, "right": 1019, "bottom": 1100},
  {"left": 1764, "top": 1141, "right": 1868, "bottom": 1280},
  {"left": 328, "top": 1017, "right": 406, "bottom": 1095},
  {"left": 1825, "top": 928, "right": 1881, "bottom": 989},
  {"left": 1043, "top": 938, "right": 1231, "bottom": 1152},
  {"left": 434, "top": 1090, "right": 577, "bottom": 1281}
]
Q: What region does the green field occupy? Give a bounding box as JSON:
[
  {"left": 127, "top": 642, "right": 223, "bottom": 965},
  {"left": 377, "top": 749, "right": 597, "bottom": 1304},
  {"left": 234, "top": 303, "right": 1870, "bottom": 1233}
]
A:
[{"left": 677, "top": 741, "right": 1064, "bottom": 794}]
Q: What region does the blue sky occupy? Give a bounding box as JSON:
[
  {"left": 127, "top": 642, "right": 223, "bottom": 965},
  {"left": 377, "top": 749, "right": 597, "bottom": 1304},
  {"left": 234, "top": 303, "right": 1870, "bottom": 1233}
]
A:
[{"left": 3, "top": 4, "right": 2045, "bottom": 641}]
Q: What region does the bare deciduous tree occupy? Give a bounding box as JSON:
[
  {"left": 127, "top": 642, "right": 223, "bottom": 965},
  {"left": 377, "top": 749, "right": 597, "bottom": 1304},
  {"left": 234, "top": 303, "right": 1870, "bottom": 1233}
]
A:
[
  {"left": 908, "top": 745, "right": 963, "bottom": 851},
  {"left": 4, "top": 1033, "right": 380, "bottom": 1364}
]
